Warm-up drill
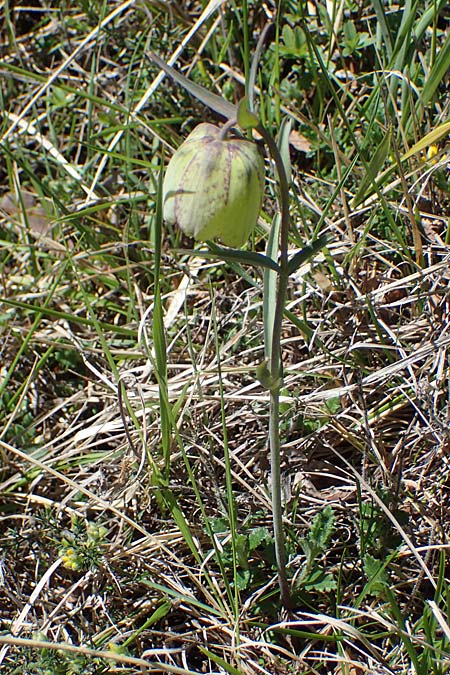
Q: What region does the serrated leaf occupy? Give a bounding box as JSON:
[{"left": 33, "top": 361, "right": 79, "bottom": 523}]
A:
[
  {"left": 302, "top": 569, "right": 337, "bottom": 592},
  {"left": 363, "top": 553, "right": 390, "bottom": 595},
  {"left": 300, "top": 538, "right": 315, "bottom": 562},
  {"left": 248, "top": 526, "right": 272, "bottom": 551},
  {"left": 309, "top": 505, "right": 335, "bottom": 550},
  {"left": 208, "top": 516, "right": 229, "bottom": 534},
  {"left": 325, "top": 396, "right": 341, "bottom": 414},
  {"left": 235, "top": 568, "right": 251, "bottom": 590}
]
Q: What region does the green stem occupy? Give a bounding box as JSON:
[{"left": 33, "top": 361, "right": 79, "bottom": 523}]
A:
[
  {"left": 257, "top": 123, "right": 292, "bottom": 609},
  {"left": 219, "top": 118, "right": 237, "bottom": 140}
]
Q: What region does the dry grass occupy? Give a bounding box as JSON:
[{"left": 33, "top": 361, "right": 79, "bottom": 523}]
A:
[{"left": 1, "top": 1, "right": 450, "bottom": 673}]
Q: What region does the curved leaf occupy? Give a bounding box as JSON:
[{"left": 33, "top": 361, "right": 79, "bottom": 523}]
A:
[
  {"left": 178, "top": 241, "right": 280, "bottom": 272},
  {"left": 148, "top": 52, "right": 236, "bottom": 120},
  {"left": 287, "top": 235, "right": 328, "bottom": 276}
]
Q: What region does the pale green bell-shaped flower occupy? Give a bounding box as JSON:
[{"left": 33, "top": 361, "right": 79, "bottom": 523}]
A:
[{"left": 163, "top": 123, "right": 264, "bottom": 248}]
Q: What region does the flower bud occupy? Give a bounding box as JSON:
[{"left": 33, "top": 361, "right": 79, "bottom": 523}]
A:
[{"left": 163, "top": 123, "right": 264, "bottom": 248}]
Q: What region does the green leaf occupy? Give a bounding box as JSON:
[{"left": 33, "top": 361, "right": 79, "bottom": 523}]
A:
[
  {"left": 235, "top": 533, "right": 249, "bottom": 570},
  {"left": 401, "top": 120, "right": 450, "bottom": 161},
  {"left": 302, "top": 568, "right": 337, "bottom": 592},
  {"left": 287, "top": 235, "right": 328, "bottom": 276},
  {"left": 162, "top": 490, "right": 202, "bottom": 564},
  {"left": 325, "top": 397, "right": 341, "bottom": 414},
  {"left": 248, "top": 526, "right": 272, "bottom": 551},
  {"left": 363, "top": 554, "right": 390, "bottom": 595},
  {"left": 263, "top": 214, "right": 281, "bottom": 362},
  {"left": 140, "top": 580, "right": 223, "bottom": 617},
  {"left": 351, "top": 128, "right": 392, "bottom": 207},
  {"left": 209, "top": 516, "right": 229, "bottom": 534},
  {"left": 390, "top": 0, "right": 420, "bottom": 73},
  {"left": 248, "top": 22, "right": 273, "bottom": 111},
  {"left": 277, "top": 117, "right": 293, "bottom": 184},
  {"left": 1, "top": 298, "right": 134, "bottom": 337},
  {"left": 309, "top": 505, "right": 335, "bottom": 551},
  {"left": 256, "top": 359, "right": 282, "bottom": 391},
  {"left": 237, "top": 97, "right": 259, "bottom": 130},
  {"left": 370, "top": 0, "right": 393, "bottom": 58},
  {"left": 153, "top": 165, "right": 171, "bottom": 475},
  {"left": 121, "top": 600, "right": 172, "bottom": 648},
  {"left": 177, "top": 242, "right": 280, "bottom": 272},
  {"left": 198, "top": 647, "right": 244, "bottom": 675},
  {"left": 235, "top": 569, "right": 251, "bottom": 590},
  {"left": 343, "top": 20, "right": 357, "bottom": 44},
  {"left": 148, "top": 52, "right": 236, "bottom": 120}
]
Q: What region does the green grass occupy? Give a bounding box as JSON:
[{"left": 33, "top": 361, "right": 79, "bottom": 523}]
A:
[{"left": 1, "top": 0, "right": 450, "bottom": 673}]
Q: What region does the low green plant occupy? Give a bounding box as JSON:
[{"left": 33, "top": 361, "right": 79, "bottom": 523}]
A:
[
  {"left": 58, "top": 516, "right": 107, "bottom": 572},
  {"left": 209, "top": 517, "right": 275, "bottom": 592},
  {"left": 293, "top": 505, "right": 336, "bottom": 595}
]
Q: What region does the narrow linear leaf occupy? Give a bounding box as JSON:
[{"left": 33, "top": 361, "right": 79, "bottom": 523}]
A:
[
  {"left": 153, "top": 165, "right": 172, "bottom": 475},
  {"left": 264, "top": 213, "right": 281, "bottom": 362},
  {"left": 248, "top": 22, "right": 273, "bottom": 112},
  {"left": 177, "top": 243, "right": 280, "bottom": 272},
  {"left": 277, "top": 117, "right": 293, "bottom": 184},
  {"left": 285, "top": 308, "right": 314, "bottom": 342},
  {"left": 198, "top": 647, "right": 244, "bottom": 675},
  {"left": 270, "top": 626, "right": 341, "bottom": 642},
  {"left": 139, "top": 581, "right": 223, "bottom": 617},
  {"left": 287, "top": 235, "right": 329, "bottom": 276},
  {"left": 1, "top": 298, "right": 135, "bottom": 337},
  {"left": 351, "top": 129, "right": 392, "bottom": 207},
  {"left": 371, "top": 0, "right": 393, "bottom": 58},
  {"left": 345, "top": 119, "right": 449, "bottom": 207},
  {"left": 401, "top": 119, "right": 450, "bottom": 161},
  {"left": 162, "top": 491, "right": 202, "bottom": 564},
  {"left": 390, "top": 0, "right": 419, "bottom": 72},
  {"left": 122, "top": 601, "right": 172, "bottom": 648},
  {"left": 148, "top": 51, "right": 236, "bottom": 120},
  {"left": 415, "top": 0, "right": 448, "bottom": 41},
  {"left": 420, "top": 31, "right": 450, "bottom": 108}
]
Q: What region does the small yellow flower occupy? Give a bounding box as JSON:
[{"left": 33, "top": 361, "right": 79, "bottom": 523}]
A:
[
  {"left": 426, "top": 145, "right": 439, "bottom": 162},
  {"left": 60, "top": 547, "right": 82, "bottom": 571}
]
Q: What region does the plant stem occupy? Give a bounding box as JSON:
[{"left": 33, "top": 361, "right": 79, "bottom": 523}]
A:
[{"left": 256, "top": 124, "right": 292, "bottom": 609}]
